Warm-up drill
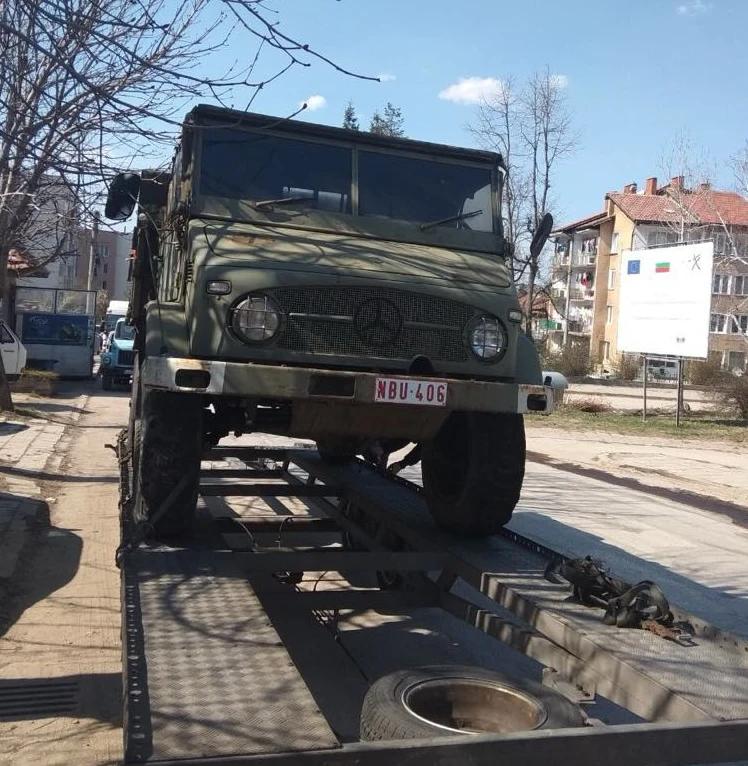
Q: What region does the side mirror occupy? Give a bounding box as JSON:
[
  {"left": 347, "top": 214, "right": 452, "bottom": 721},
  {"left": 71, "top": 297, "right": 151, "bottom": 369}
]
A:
[
  {"left": 104, "top": 173, "right": 141, "bottom": 221},
  {"left": 530, "top": 212, "right": 554, "bottom": 260}
]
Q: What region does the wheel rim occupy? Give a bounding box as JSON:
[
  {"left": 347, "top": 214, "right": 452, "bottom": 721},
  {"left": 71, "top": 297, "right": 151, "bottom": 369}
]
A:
[{"left": 402, "top": 677, "right": 547, "bottom": 734}]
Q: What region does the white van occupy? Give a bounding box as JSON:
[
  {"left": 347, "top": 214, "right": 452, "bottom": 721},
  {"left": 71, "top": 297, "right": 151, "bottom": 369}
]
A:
[
  {"left": 0, "top": 318, "right": 28, "bottom": 379},
  {"left": 646, "top": 358, "right": 679, "bottom": 380}
]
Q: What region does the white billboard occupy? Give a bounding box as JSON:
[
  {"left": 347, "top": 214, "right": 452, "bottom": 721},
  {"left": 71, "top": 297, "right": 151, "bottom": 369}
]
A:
[{"left": 617, "top": 241, "right": 713, "bottom": 359}]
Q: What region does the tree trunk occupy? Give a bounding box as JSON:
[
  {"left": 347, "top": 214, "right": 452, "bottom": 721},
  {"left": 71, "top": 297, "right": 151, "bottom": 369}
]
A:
[{"left": 0, "top": 349, "right": 14, "bottom": 411}]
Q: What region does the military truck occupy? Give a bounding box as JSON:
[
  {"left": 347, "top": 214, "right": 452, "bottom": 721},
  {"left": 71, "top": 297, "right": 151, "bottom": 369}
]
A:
[
  {"left": 104, "top": 104, "right": 554, "bottom": 539},
  {"left": 100, "top": 317, "right": 135, "bottom": 389}
]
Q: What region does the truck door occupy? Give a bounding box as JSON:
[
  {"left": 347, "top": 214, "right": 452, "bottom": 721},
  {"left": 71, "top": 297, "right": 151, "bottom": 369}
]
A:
[{"left": 0, "top": 319, "right": 27, "bottom": 378}]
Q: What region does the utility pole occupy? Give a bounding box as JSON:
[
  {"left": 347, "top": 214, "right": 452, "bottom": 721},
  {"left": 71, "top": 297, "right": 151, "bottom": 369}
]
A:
[{"left": 87, "top": 212, "right": 99, "bottom": 291}]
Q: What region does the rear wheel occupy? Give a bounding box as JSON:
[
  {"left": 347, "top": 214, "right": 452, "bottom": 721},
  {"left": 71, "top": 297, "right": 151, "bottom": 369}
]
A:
[
  {"left": 421, "top": 412, "right": 525, "bottom": 537},
  {"left": 133, "top": 388, "right": 203, "bottom": 539}
]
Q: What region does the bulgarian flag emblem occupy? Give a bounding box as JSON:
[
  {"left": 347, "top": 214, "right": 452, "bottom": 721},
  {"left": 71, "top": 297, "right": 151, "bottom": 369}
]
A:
[{"left": 655, "top": 261, "right": 670, "bottom": 273}]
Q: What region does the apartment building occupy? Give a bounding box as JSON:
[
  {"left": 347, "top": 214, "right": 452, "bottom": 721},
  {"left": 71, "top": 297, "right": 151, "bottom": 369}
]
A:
[{"left": 549, "top": 176, "right": 748, "bottom": 373}]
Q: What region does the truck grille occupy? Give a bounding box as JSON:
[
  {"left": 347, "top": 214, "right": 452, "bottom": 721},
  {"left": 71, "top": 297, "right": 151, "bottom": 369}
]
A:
[
  {"left": 269, "top": 287, "right": 473, "bottom": 363},
  {"left": 117, "top": 350, "right": 135, "bottom": 367}
]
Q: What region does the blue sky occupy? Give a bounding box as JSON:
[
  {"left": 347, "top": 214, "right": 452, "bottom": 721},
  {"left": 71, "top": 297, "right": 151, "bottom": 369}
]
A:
[{"left": 193, "top": 0, "right": 748, "bottom": 226}]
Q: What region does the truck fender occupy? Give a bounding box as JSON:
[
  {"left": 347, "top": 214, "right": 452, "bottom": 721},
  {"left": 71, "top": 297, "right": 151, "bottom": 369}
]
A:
[
  {"left": 144, "top": 301, "right": 191, "bottom": 357},
  {"left": 515, "top": 333, "right": 543, "bottom": 385}
]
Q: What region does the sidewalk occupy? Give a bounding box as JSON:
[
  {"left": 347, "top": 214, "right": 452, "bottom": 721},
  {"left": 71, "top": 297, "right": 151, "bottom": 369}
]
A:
[
  {"left": 525, "top": 424, "right": 748, "bottom": 513},
  {"left": 0, "top": 391, "right": 88, "bottom": 585}
]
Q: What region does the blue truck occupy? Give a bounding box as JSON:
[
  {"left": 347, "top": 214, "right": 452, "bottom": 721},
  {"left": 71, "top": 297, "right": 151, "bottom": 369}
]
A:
[{"left": 100, "top": 318, "right": 134, "bottom": 390}]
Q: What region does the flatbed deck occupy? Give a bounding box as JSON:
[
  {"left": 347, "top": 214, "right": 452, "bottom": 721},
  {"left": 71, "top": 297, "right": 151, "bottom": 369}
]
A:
[{"left": 119, "top": 443, "right": 748, "bottom": 766}]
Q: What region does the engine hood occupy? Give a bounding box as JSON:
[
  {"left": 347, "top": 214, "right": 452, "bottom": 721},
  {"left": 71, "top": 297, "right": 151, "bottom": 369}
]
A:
[{"left": 193, "top": 220, "right": 512, "bottom": 292}]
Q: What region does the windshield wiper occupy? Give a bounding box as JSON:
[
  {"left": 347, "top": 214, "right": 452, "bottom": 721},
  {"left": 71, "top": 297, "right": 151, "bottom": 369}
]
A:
[
  {"left": 419, "top": 209, "right": 483, "bottom": 232},
  {"left": 254, "top": 195, "right": 309, "bottom": 210}
]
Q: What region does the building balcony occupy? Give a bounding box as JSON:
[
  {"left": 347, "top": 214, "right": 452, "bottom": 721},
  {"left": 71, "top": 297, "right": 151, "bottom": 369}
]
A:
[
  {"left": 569, "top": 287, "right": 595, "bottom": 301},
  {"left": 567, "top": 319, "right": 593, "bottom": 334},
  {"left": 552, "top": 253, "right": 596, "bottom": 271},
  {"left": 572, "top": 253, "right": 597, "bottom": 268}
]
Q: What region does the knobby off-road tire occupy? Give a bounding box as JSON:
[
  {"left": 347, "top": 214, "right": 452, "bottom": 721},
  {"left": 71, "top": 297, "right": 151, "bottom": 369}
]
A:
[
  {"left": 421, "top": 412, "right": 525, "bottom": 537},
  {"left": 316, "top": 437, "right": 358, "bottom": 466},
  {"left": 360, "top": 665, "right": 584, "bottom": 741},
  {"left": 133, "top": 388, "right": 203, "bottom": 539}
]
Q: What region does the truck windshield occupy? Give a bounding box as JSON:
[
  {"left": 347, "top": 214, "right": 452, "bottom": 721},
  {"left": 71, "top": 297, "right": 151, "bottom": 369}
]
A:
[
  {"left": 115, "top": 323, "right": 135, "bottom": 340},
  {"left": 358, "top": 151, "right": 493, "bottom": 232},
  {"left": 197, "top": 128, "right": 496, "bottom": 233},
  {"left": 199, "top": 130, "right": 352, "bottom": 213}
]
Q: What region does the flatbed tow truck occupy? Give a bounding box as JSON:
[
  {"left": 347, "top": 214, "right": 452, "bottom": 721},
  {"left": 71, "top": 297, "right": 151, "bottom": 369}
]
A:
[{"left": 116, "top": 437, "right": 748, "bottom": 766}]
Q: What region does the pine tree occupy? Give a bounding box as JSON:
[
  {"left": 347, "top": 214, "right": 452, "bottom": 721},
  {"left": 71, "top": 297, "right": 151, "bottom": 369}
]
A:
[
  {"left": 369, "top": 102, "right": 405, "bottom": 137},
  {"left": 342, "top": 102, "right": 360, "bottom": 130}
]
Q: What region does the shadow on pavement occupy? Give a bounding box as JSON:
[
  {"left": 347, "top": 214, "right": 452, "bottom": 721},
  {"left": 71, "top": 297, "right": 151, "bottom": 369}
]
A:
[
  {"left": 0, "top": 524, "right": 82, "bottom": 637},
  {"left": 0, "top": 422, "right": 28, "bottom": 437},
  {"left": 0, "top": 672, "right": 121, "bottom": 724},
  {"left": 0, "top": 465, "right": 118, "bottom": 484}
]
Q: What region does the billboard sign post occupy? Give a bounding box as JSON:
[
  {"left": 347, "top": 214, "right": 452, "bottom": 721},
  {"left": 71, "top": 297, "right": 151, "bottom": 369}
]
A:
[
  {"left": 617, "top": 242, "right": 714, "bottom": 425},
  {"left": 617, "top": 241, "right": 714, "bottom": 359}
]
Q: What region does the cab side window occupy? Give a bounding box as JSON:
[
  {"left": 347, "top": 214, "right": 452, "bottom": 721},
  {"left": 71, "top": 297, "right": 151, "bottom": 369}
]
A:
[{"left": 0, "top": 324, "right": 15, "bottom": 344}]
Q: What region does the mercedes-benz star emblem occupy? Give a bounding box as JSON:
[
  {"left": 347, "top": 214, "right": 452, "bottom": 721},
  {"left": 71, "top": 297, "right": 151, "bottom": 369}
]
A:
[{"left": 353, "top": 298, "right": 403, "bottom": 347}]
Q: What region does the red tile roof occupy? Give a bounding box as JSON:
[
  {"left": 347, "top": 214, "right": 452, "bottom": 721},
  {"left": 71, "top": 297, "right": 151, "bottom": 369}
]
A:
[
  {"left": 610, "top": 190, "right": 748, "bottom": 226},
  {"left": 551, "top": 211, "right": 608, "bottom": 235}
]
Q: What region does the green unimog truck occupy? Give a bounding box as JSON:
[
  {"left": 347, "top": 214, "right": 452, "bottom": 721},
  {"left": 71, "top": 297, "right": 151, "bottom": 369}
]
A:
[{"left": 105, "top": 104, "right": 554, "bottom": 539}]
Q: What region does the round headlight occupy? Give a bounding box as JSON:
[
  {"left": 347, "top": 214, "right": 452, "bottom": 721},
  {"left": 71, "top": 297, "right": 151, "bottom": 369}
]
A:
[
  {"left": 101, "top": 354, "right": 112, "bottom": 366},
  {"left": 466, "top": 315, "right": 505, "bottom": 361},
  {"left": 232, "top": 294, "right": 282, "bottom": 343}
]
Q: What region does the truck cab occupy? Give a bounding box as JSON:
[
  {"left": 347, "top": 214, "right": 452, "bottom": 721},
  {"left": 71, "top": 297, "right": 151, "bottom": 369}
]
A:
[
  {"left": 105, "top": 105, "right": 554, "bottom": 538},
  {"left": 100, "top": 318, "right": 134, "bottom": 390}
]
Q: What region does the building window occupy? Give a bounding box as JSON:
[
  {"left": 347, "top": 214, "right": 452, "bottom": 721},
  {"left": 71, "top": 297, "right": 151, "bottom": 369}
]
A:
[
  {"left": 103, "top": 263, "right": 108, "bottom": 274},
  {"left": 102, "top": 280, "right": 107, "bottom": 290},
  {"left": 606, "top": 306, "right": 613, "bottom": 324},
  {"left": 608, "top": 269, "right": 616, "bottom": 290},
  {"left": 599, "top": 340, "right": 610, "bottom": 361},
  {"left": 712, "top": 274, "right": 730, "bottom": 294},
  {"left": 611, "top": 232, "right": 619, "bottom": 254},
  {"left": 730, "top": 314, "right": 748, "bottom": 334},
  {"left": 734, "top": 275, "right": 747, "bottom": 296},
  {"left": 728, "top": 351, "right": 746, "bottom": 371},
  {"left": 647, "top": 230, "right": 679, "bottom": 247},
  {"left": 710, "top": 313, "right": 727, "bottom": 333}
]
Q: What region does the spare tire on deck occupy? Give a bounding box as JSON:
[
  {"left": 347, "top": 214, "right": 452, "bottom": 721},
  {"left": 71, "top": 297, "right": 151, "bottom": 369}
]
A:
[{"left": 360, "top": 665, "right": 584, "bottom": 741}]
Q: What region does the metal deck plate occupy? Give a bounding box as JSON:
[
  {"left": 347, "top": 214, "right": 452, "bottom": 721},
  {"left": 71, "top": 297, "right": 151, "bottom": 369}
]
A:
[
  {"left": 126, "top": 546, "right": 338, "bottom": 762},
  {"left": 291, "top": 455, "right": 748, "bottom": 723}
]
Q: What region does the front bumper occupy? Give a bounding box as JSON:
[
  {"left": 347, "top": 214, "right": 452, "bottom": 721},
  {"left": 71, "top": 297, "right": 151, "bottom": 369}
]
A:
[
  {"left": 101, "top": 365, "right": 133, "bottom": 378},
  {"left": 140, "top": 357, "right": 553, "bottom": 415}
]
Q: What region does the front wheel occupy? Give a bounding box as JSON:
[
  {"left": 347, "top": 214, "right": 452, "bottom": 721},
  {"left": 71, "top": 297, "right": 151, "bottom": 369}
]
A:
[
  {"left": 101, "top": 374, "right": 113, "bottom": 391},
  {"left": 421, "top": 412, "right": 525, "bottom": 537},
  {"left": 316, "top": 437, "right": 359, "bottom": 466},
  {"left": 133, "top": 388, "right": 203, "bottom": 539}
]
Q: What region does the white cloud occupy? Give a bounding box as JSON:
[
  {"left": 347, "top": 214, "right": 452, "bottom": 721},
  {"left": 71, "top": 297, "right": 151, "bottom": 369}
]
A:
[
  {"left": 438, "top": 76, "right": 504, "bottom": 105},
  {"left": 550, "top": 73, "right": 569, "bottom": 89},
  {"left": 377, "top": 73, "right": 396, "bottom": 82},
  {"left": 677, "top": 0, "right": 712, "bottom": 15},
  {"left": 301, "top": 94, "right": 326, "bottom": 111}
]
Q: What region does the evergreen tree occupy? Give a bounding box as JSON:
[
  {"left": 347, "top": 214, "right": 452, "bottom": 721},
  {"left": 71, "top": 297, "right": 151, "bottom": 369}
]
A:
[
  {"left": 342, "top": 102, "right": 360, "bottom": 130},
  {"left": 369, "top": 102, "right": 405, "bottom": 137}
]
